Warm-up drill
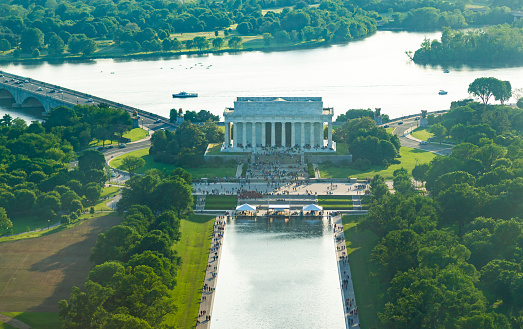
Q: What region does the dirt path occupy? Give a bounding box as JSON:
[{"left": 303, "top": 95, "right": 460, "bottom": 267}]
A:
[{"left": 0, "top": 314, "right": 31, "bottom": 329}]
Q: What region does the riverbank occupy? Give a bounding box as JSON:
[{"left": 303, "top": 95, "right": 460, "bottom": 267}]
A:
[{"left": 0, "top": 39, "right": 337, "bottom": 65}]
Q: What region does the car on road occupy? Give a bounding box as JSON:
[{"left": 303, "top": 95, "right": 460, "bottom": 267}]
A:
[
  {"left": 415, "top": 117, "right": 420, "bottom": 120},
  {"left": 19, "top": 84, "right": 23, "bottom": 87},
  {"left": 107, "top": 145, "right": 114, "bottom": 149},
  {"left": 420, "top": 141, "right": 428, "bottom": 145},
  {"left": 37, "top": 87, "right": 42, "bottom": 91},
  {"left": 97, "top": 146, "right": 104, "bottom": 151},
  {"left": 398, "top": 121, "right": 404, "bottom": 125},
  {"left": 4, "top": 79, "right": 8, "bottom": 83},
  {"left": 24, "top": 80, "right": 29, "bottom": 83},
  {"left": 87, "top": 98, "right": 93, "bottom": 102},
  {"left": 383, "top": 124, "right": 389, "bottom": 128},
  {"left": 118, "top": 143, "right": 126, "bottom": 148},
  {"left": 48, "top": 89, "right": 55, "bottom": 93},
  {"left": 155, "top": 119, "right": 162, "bottom": 123}
]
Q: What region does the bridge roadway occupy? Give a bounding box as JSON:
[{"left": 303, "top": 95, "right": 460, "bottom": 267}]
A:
[{"left": 0, "top": 70, "right": 175, "bottom": 128}]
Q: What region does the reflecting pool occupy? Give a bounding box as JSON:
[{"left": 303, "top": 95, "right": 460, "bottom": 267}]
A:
[{"left": 211, "top": 217, "right": 345, "bottom": 329}]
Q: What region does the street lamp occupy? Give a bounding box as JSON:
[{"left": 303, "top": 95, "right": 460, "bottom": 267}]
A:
[{"left": 47, "top": 219, "right": 50, "bottom": 230}]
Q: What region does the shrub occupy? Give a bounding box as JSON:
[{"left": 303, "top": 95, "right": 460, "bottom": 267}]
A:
[
  {"left": 70, "top": 212, "right": 78, "bottom": 220},
  {"left": 61, "top": 215, "right": 70, "bottom": 224},
  {"left": 517, "top": 98, "right": 523, "bottom": 109},
  {"left": 90, "top": 206, "right": 95, "bottom": 214}
]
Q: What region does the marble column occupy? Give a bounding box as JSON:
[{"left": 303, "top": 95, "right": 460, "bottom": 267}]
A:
[
  {"left": 319, "top": 122, "right": 324, "bottom": 147},
  {"left": 328, "top": 121, "right": 332, "bottom": 148},
  {"left": 301, "top": 122, "right": 305, "bottom": 147},
  {"left": 271, "top": 122, "right": 276, "bottom": 147},
  {"left": 262, "top": 122, "right": 266, "bottom": 147},
  {"left": 233, "top": 121, "right": 237, "bottom": 148},
  {"left": 282, "top": 122, "right": 286, "bottom": 147},
  {"left": 310, "top": 122, "right": 315, "bottom": 147},
  {"left": 224, "top": 121, "right": 230, "bottom": 147},
  {"left": 252, "top": 122, "right": 256, "bottom": 147},
  {"left": 291, "top": 122, "right": 296, "bottom": 147},
  {"left": 243, "top": 122, "right": 247, "bottom": 146}
]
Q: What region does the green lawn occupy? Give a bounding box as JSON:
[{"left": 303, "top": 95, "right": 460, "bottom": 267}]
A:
[
  {"left": 319, "top": 147, "right": 437, "bottom": 180},
  {"left": 342, "top": 215, "right": 385, "bottom": 329},
  {"left": 410, "top": 127, "right": 433, "bottom": 141},
  {"left": 87, "top": 128, "right": 148, "bottom": 148},
  {"left": 90, "top": 186, "right": 120, "bottom": 211},
  {"left": 204, "top": 195, "right": 238, "bottom": 210},
  {"left": 0, "top": 215, "right": 56, "bottom": 236},
  {"left": 206, "top": 142, "right": 247, "bottom": 156},
  {"left": 109, "top": 148, "right": 237, "bottom": 179},
  {"left": 0, "top": 312, "right": 61, "bottom": 329},
  {"left": 318, "top": 195, "right": 353, "bottom": 210},
  {"left": 336, "top": 142, "right": 350, "bottom": 155},
  {"left": 124, "top": 128, "right": 149, "bottom": 142},
  {"left": 386, "top": 127, "right": 395, "bottom": 134},
  {"left": 164, "top": 215, "right": 215, "bottom": 329}
]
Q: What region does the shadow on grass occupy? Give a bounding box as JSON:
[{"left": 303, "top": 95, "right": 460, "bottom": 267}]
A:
[{"left": 187, "top": 214, "right": 216, "bottom": 224}]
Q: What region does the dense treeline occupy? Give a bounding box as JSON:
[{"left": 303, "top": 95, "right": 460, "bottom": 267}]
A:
[
  {"left": 0, "top": 0, "right": 378, "bottom": 58},
  {"left": 59, "top": 169, "right": 194, "bottom": 328},
  {"left": 0, "top": 115, "right": 111, "bottom": 232},
  {"left": 333, "top": 117, "right": 400, "bottom": 167},
  {"left": 44, "top": 104, "right": 132, "bottom": 150},
  {"left": 413, "top": 24, "right": 523, "bottom": 64},
  {"left": 149, "top": 121, "right": 223, "bottom": 167},
  {"left": 335, "top": 108, "right": 389, "bottom": 123},
  {"left": 364, "top": 99, "right": 523, "bottom": 328}
]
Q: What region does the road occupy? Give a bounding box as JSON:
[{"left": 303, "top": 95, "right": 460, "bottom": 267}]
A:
[{"left": 388, "top": 117, "right": 452, "bottom": 156}]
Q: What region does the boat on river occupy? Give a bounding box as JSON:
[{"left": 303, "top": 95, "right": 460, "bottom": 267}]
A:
[
  {"left": 172, "top": 91, "right": 198, "bottom": 98},
  {"left": 438, "top": 90, "right": 448, "bottom": 95}
]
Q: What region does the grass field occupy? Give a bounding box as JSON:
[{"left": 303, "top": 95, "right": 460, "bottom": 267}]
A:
[
  {"left": 87, "top": 128, "right": 148, "bottom": 147},
  {"left": 319, "top": 147, "right": 437, "bottom": 180},
  {"left": 0, "top": 215, "right": 57, "bottom": 236},
  {"left": 206, "top": 143, "right": 247, "bottom": 156},
  {"left": 0, "top": 214, "right": 121, "bottom": 313},
  {"left": 0, "top": 312, "right": 60, "bottom": 329},
  {"left": 386, "top": 127, "right": 396, "bottom": 134},
  {"left": 410, "top": 127, "right": 433, "bottom": 141},
  {"left": 90, "top": 186, "right": 120, "bottom": 211},
  {"left": 204, "top": 195, "right": 238, "bottom": 210},
  {"left": 342, "top": 215, "right": 385, "bottom": 329},
  {"left": 109, "top": 148, "right": 237, "bottom": 179},
  {"left": 318, "top": 195, "right": 353, "bottom": 210},
  {"left": 164, "top": 215, "right": 215, "bottom": 329}
]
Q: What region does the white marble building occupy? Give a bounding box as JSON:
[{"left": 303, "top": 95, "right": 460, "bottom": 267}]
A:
[{"left": 222, "top": 97, "right": 335, "bottom": 153}]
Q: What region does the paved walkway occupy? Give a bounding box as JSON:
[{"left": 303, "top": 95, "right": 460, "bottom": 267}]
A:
[
  {"left": 332, "top": 213, "right": 360, "bottom": 328},
  {"left": 196, "top": 214, "right": 228, "bottom": 328},
  {"left": 0, "top": 314, "right": 31, "bottom": 329}
]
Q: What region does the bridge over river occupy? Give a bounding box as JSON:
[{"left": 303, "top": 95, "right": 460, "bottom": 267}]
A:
[{"left": 0, "top": 70, "right": 175, "bottom": 127}]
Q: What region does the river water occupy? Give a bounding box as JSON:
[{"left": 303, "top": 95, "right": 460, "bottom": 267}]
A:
[
  {"left": 211, "top": 217, "right": 345, "bottom": 329},
  {"left": 2, "top": 31, "right": 523, "bottom": 121}
]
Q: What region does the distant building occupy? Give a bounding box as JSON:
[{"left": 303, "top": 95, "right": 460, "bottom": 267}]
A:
[{"left": 222, "top": 97, "right": 335, "bottom": 153}]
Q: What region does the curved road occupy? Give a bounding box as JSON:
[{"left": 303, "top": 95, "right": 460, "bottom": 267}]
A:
[{"left": 388, "top": 118, "right": 452, "bottom": 156}]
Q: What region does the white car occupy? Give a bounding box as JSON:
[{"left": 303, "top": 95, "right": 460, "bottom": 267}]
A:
[
  {"left": 420, "top": 141, "right": 428, "bottom": 145},
  {"left": 87, "top": 98, "right": 93, "bottom": 102},
  {"left": 37, "top": 87, "right": 43, "bottom": 91}
]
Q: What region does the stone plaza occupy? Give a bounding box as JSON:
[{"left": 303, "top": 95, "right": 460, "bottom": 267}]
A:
[{"left": 222, "top": 97, "right": 335, "bottom": 153}]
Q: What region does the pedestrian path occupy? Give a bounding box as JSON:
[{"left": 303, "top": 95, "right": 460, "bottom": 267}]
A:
[
  {"left": 352, "top": 195, "right": 361, "bottom": 210},
  {"left": 195, "top": 214, "right": 228, "bottom": 328},
  {"left": 332, "top": 213, "right": 360, "bottom": 329},
  {"left": 0, "top": 314, "right": 31, "bottom": 329},
  {"left": 195, "top": 195, "right": 206, "bottom": 212}
]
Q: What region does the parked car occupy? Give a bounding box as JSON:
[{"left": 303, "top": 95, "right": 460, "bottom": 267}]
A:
[
  {"left": 118, "top": 143, "right": 126, "bottom": 148},
  {"left": 48, "top": 89, "right": 55, "bottom": 93},
  {"left": 106, "top": 145, "right": 114, "bottom": 149},
  {"left": 37, "top": 87, "right": 43, "bottom": 91},
  {"left": 383, "top": 124, "right": 389, "bottom": 128},
  {"left": 97, "top": 146, "right": 104, "bottom": 151},
  {"left": 420, "top": 141, "right": 428, "bottom": 145},
  {"left": 87, "top": 98, "right": 93, "bottom": 102}
]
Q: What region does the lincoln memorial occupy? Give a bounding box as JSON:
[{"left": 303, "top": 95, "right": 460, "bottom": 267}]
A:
[{"left": 222, "top": 97, "right": 335, "bottom": 153}]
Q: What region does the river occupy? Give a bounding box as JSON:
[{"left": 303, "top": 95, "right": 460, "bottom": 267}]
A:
[
  {"left": 1, "top": 31, "right": 523, "bottom": 121},
  {"left": 210, "top": 217, "right": 345, "bottom": 329}
]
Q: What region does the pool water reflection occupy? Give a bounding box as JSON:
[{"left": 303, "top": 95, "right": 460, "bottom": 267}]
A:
[{"left": 210, "top": 217, "right": 345, "bottom": 329}]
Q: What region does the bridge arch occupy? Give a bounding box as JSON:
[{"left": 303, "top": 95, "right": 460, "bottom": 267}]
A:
[
  {"left": 0, "top": 88, "right": 15, "bottom": 101},
  {"left": 20, "top": 96, "right": 46, "bottom": 117}
]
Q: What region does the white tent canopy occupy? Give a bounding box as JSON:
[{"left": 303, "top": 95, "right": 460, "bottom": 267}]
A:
[
  {"left": 303, "top": 204, "right": 323, "bottom": 211},
  {"left": 236, "top": 204, "right": 257, "bottom": 211}
]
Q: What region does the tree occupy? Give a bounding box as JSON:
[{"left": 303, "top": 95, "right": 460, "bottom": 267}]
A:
[
  {"left": 84, "top": 182, "right": 102, "bottom": 202},
  {"left": 494, "top": 80, "right": 512, "bottom": 104},
  {"left": 430, "top": 123, "right": 447, "bottom": 143},
  {"left": 436, "top": 183, "right": 481, "bottom": 236},
  {"left": 1, "top": 114, "right": 13, "bottom": 126},
  {"left": 90, "top": 225, "right": 141, "bottom": 264},
  {"left": 212, "top": 37, "right": 224, "bottom": 49},
  {"left": 78, "top": 150, "right": 105, "bottom": 172},
  {"left": 121, "top": 155, "right": 145, "bottom": 177},
  {"left": 468, "top": 77, "right": 504, "bottom": 105},
  {"left": 370, "top": 174, "right": 389, "bottom": 200},
  {"left": 48, "top": 34, "right": 65, "bottom": 56},
  {"left": 0, "top": 39, "right": 11, "bottom": 51},
  {"left": 169, "top": 108, "right": 178, "bottom": 123},
  {"left": 228, "top": 36, "right": 242, "bottom": 49},
  {"left": 20, "top": 28, "right": 44, "bottom": 53},
  {"left": 0, "top": 207, "right": 13, "bottom": 231},
  {"left": 193, "top": 36, "right": 209, "bottom": 51}
]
